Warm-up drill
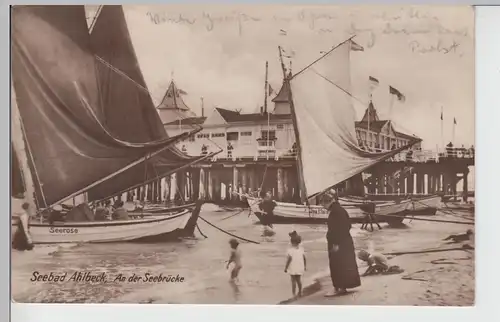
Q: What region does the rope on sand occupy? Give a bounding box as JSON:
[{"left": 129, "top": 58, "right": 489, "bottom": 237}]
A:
[
  {"left": 384, "top": 244, "right": 474, "bottom": 256},
  {"left": 377, "top": 212, "right": 475, "bottom": 225},
  {"left": 198, "top": 216, "right": 260, "bottom": 244},
  {"left": 196, "top": 223, "right": 208, "bottom": 238},
  {"left": 219, "top": 207, "right": 250, "bottom": 221}
]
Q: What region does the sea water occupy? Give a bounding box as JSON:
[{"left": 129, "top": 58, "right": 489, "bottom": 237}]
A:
[{"left": 11, "top": 204, "right": 352, "bottom": 304}]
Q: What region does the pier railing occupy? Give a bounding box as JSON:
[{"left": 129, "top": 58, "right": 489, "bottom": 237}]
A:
[{"left": 176, "top": 141, "right": 474, "bottom": 164}]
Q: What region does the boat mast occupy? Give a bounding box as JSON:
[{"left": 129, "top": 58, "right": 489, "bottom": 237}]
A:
[
  {"left": 11, "top": 86, "right": 38, "bottom": 213},
  {"left": 278, "top": 46, "right": 309, "bottom": 205},
  {"left": 264, "top": 61, "right": 270, "bottom": 159}
]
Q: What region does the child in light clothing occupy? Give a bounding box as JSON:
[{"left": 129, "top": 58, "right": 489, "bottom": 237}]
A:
[
  {"left": 284, "top": 231, "right": 306, "bottom": 297},
  {"left": 226, "top": 238, "right": 242, "bottom": 282},
  {"left": 357, "top": 250, "right": 404, "bottom": 276}
]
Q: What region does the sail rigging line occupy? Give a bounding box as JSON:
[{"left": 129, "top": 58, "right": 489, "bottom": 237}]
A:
[
  {"left": 290, "top": 35, "right": 356, "bottom": 81},
  {"left": 88, "top": 5, "right": 103, "bottom": 33},
  {"left": 279, "top": 47, "right": 309, "bottom": 210},
  {"left": 17, "top": 98, "right": 48, "bottom": 211},
  {"left": 74, "top": 80, "right": 188, "bottom": 148},
  {"left": 50, "top": 129, "right": 198, "bottom": 209},
  {"left": 91, "top": 150, "right": 221, "bottom": 205},
  {"left": 307, "top": 139, "right": 420, "bottom": 201},
  {"left": 310, "top": 68, "right": 367, "bottom": 107},
  {"left": 95, "top": 54, "right": 203, "bottom": 136}
]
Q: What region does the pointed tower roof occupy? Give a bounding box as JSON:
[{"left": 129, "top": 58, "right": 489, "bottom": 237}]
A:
[
  {"left": 271, "top": 71, "right": 293, "bottom": 103},
  {"left": 361, "top": 101, "right": 380, "bottom": 123},
  {"left": 156, "top": 80, "right": 196, "bottom": 124},
  {"left": 158, "top": 81, "right": 192, "bottom": 111}
]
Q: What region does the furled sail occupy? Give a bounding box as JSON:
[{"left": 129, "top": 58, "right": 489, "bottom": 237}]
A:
[
  {"left": 11, "top": 5, "right": 188, "bottom": 207},
  {"left": 289, "top": 39, "right": 418, "bottom": 200},
  {"left": 86, "top": 5, "right": 210, "bottom": 202}
]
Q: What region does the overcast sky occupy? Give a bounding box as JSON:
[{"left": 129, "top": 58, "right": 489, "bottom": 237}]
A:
[{"left": 87, "top": 5, "right": 474, "bottom": 149}]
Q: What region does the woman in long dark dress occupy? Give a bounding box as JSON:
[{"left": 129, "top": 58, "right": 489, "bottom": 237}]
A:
[
  {"left": 12, "top": 202, "right": 34, "bottom": 251},
  {"left": 324, "top": 191, "right": 360, "bottom": 296}
]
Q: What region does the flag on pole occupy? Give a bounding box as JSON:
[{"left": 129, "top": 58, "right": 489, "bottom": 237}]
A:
[
  {"left": 369, "top": 76, "right": 379, "bottom": 97},
  {"left": 350, "top": 40, "right": 364, "bottom": 51},
  {"left": 268, "top": 84, "right": 274, "bottom": 96},
  {"left": 369, "top": 76, "right": 379, "bottom": 87},
  {"left": 389, "top": 86, "right": 406, "bottom": 102}
]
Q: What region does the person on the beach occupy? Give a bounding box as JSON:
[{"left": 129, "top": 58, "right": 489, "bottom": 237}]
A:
[
  {"left": 443, "top": 229, "right": 473, "bottom": 243},
  {"left": 357, "top": 250, "right": 404, "bottom": 276},
  {"left": 12, "top": 202, "right": 34, "bottom": 251},
  {"left": 226, "top": 238, "right": 242, "bottom": 282},
  {"left": 112, "top": 200, "right": 130, "bottom": 220},
  {"left": 284, "top": 231, "right": 306, "bottom": 298},
  {"left": 323, "top": 190, "right": 361, "bottom": 296},
  {"left": 258, "top": 191, "right": 276, "bottom": 228}
]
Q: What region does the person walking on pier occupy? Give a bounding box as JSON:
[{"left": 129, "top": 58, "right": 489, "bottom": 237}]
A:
[{"left": 323, "top": 190, "right": 361, "bottom": 296}]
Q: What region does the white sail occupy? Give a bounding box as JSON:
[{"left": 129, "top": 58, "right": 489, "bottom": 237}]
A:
[{"left": 289, "top": 40, "right": 413, "bottom": 199}]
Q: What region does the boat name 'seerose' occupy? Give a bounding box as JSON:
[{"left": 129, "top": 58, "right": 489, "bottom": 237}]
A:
[{"left": 48, "top": 227, "right": 79, "bottom": 234}]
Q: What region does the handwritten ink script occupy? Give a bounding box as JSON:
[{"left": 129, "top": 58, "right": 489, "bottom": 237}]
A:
[
  {"left": 144, "top": 7, "right": 471, "bottom": 54},
  {"left": 409, "top": 39, "right": 461, "bottom": 54}
]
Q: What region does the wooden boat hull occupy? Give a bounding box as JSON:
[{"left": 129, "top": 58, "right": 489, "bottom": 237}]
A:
[
  {"left": 247, "top": 197, "right": 408, "bottom": 226},
  {"left": 129, "top": 203, "right": 196, "bottom": 214},
  {"left": 11, "top": 207, "right": 201, "bottom": 244}
]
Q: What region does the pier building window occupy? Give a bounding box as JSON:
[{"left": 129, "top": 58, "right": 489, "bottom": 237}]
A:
[
  {"left": 197, "top": 133, "right": 210, "bottom": 139},
  {"left": 277, "top": 124, "right": 284, "bottom": 130},
  {"left": 261, "top": 130, "right": 276, "bottom": 140},
  {"left": 227, "top": 132, "right": 239, "bottom": 141},
  {"left": 211, "top": 133, "right": 225, "bottom": 138},
  {"left": 188, "top": 136, "right": 195, "bottom": 142},
  {"left": 240, "top": 131, "right": 253, "bottom": 145}
]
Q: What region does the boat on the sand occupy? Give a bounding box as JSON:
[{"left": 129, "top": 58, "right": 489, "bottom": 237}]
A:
[
  {"left": 11, "top": 203, "right": 203, "bottom": 244},
  {"left": 247, "top": 195, "right": 440, "bottom": 226},
  {"left": 245, "top": 37, "right": 422, "bottom": 228},
  {"left": 10, "top": 6, "right": 208, "bottom": 247}
]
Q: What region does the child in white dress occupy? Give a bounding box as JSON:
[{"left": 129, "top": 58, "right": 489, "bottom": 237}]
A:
[{"left": 284, "top": 231, "right": 306, "bottom": 297}]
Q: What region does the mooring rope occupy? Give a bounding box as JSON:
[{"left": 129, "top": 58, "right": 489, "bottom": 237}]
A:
[
  {"left": 376, "top": 211, "right": 474, "bottom": 225},
  {"left": 198, "top": 216, "right": 260, "bottom": 244},
  {"left": 384, "top": 244, "right": 474, "bottom": 256},
  {"left": 196, "top": 223, "right": 208, "bottom": 238}
]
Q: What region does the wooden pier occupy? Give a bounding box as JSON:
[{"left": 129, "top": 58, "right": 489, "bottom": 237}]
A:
[{"left": 117, "top": 150, "right": 474, "bottom": 206}]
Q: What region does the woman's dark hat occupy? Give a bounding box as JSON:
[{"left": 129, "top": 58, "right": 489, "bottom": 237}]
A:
[
  {"left": 289, "top": 231, "right": 298, "bottom": 238},
  {"left": 229, "top": 238, "right": 239, "bottom": 246}
]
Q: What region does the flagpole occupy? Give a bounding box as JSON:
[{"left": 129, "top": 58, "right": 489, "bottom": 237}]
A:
[
  {"left": 452, "top": 118, "right": 456, "bottom": 145},
  {"left": 440, "top": 106, "right": 444, "bottom": 150},
  {"left": 367, "top": 93, "right": 371, "bottom": 149},
  {"left": 388, "top": 93, "right": 395, "bottom": 117},
  {"left": 264, "top": 61, "right": 270, "bottom": 160}
]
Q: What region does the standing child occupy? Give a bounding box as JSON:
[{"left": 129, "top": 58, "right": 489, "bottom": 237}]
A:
[
  {"left": 284, "top": 231, "right": 306, "bottom": 298},
  {"left": 226, "top": 238, "right": 242, "bottom": 282}
]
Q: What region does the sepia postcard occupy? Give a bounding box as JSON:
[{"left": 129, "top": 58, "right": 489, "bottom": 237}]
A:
[{"left": 11, "top": 4, "right": 474, "bottom": 305}]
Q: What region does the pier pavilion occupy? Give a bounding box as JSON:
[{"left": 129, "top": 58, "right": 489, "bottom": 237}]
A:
[{"left": 102, "top": 80, "right": 474, "bottom": 206}]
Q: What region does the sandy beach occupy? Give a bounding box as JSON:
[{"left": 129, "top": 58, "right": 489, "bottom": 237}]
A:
[{"left": 282, "top": 210, "right": 475, "bottom": 306}]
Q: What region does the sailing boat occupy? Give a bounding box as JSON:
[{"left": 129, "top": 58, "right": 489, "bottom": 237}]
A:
[
  {"left": 10, "top": 5, "right": 203, "bottom": 244},
  {"left": 246, "top": 37, "right": 426, "bottom": 226},
  {"left": 84, "top": 5, "right": 219, "bottom": 213}
]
